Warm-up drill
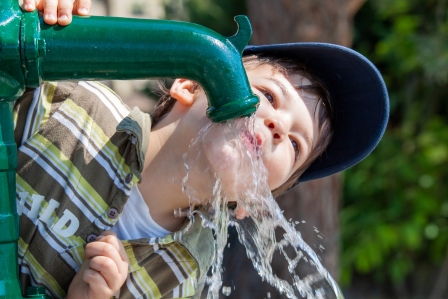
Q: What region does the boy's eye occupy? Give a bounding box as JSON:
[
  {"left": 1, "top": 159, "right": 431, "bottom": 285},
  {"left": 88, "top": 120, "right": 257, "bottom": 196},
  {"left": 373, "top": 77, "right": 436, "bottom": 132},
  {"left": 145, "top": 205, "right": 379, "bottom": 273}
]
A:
[
  {"left": 290, "top": 138, "right": 300, "bottom": 161},
  {"left": 261, "top": 89, "right": 275, "bottom": 105}
]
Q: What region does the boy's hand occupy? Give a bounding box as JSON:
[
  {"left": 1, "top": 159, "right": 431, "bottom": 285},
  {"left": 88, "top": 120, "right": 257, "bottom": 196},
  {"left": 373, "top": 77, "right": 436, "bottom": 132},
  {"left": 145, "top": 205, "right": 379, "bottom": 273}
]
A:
[
  {"left": 67, "top": 231, "right": 129, "bottom": 299},
  {"left": 21, "top": 0, "right": 91, "bottom": 26}
]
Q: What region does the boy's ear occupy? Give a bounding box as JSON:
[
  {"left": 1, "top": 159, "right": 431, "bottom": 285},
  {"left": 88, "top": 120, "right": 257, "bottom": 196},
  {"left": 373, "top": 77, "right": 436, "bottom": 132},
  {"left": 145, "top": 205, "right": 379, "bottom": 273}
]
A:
[{"left": 170, "top": 79, "right": 196, "bottom": 106}]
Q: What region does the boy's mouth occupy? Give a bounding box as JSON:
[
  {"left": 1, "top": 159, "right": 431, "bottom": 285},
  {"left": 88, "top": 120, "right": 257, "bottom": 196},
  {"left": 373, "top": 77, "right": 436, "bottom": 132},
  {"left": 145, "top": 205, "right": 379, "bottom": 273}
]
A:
[{"left": 242, "top": 130, "right": 262, "bottom": 158}]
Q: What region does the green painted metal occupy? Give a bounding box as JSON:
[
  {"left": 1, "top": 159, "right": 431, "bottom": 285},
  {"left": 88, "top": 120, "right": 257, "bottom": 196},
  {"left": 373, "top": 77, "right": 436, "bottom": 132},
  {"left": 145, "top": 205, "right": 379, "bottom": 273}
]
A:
[
  {"left": 0, "top": 0, "right": 258, "bottom": 297},
  {"left": 0, "top": 2, "right": 24, "bottom": 297},
  {"left": 0, "top": 1, "right": 25, "bottom": 100},
  {"left": 21, "top": 8, "right": 259, "bottom": 122},
  {"left": 0, "top": 100, "right": 22, "bottom": 299},
  {"left": 24, "top": 287, "right": 51, "bottom": 299}
]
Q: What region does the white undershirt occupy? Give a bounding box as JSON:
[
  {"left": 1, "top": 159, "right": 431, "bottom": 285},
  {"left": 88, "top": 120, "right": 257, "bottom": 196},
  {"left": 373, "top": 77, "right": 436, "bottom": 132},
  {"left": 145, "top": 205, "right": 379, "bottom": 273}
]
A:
[{"left": 112, "top": 185, "right": 171, "bottom": 239}]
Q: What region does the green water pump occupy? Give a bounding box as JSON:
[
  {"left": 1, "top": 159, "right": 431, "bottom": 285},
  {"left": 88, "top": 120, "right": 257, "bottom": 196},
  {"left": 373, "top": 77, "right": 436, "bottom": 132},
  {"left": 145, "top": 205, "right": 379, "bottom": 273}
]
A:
[{"left": 0, "top": 0, "right": 259, "bottom": 297}]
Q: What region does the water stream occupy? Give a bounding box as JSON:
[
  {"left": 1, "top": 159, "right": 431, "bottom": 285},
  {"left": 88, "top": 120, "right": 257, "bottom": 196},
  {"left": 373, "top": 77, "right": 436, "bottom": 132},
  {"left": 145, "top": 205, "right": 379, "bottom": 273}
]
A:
[{"left": 178, "top": 117, "right": 344, "bottom": 299}]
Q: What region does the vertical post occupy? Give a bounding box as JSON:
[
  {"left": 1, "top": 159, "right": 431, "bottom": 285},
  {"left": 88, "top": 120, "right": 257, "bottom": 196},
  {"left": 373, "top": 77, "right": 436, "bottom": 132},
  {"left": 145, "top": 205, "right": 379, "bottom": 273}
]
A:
[
  {"left": 0, "top": 0, "right": 26, "bottom": 297},
  {"left": 0, "top": 101, "right": 22, "bottom": 298},
  {"left": 0, "top": 2, "right": 48, "bottom": 298}
]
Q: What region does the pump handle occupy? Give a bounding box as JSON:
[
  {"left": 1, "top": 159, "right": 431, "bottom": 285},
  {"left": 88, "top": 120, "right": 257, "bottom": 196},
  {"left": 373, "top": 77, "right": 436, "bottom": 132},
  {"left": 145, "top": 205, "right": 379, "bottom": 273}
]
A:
[{"left": 228, "top": 15, "right": 252, "bottom": 54}]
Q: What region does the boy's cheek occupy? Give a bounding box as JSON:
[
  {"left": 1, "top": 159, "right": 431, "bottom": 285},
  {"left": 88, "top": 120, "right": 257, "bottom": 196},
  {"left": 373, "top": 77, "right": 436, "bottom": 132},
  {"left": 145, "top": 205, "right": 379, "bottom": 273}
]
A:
[{"left": 263, "top": 159, "right": 289, "bottom": 190}]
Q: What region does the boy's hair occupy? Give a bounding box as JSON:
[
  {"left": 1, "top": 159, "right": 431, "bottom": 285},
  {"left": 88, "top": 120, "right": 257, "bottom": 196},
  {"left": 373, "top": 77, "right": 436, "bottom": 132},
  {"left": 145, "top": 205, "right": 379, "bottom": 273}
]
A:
[{"left": 151, "top": 55, "right": 334, "bottom": 197}]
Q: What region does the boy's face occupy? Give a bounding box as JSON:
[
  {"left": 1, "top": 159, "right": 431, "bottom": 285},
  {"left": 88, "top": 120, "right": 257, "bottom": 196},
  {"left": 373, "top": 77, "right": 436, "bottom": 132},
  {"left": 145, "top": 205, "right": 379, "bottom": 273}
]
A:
[
  {"left": 169, "top": 63, "right": 320, "bottom": 192},
  {"left": 246, "top": 64, "right": 320, "bottom": 189}
]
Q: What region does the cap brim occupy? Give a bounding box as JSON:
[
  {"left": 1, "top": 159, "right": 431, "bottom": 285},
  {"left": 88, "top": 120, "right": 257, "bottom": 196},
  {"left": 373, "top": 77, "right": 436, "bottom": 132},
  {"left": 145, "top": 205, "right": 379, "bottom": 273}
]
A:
[{"left": 243, "top": 43, "right": 389, "bottom": 184}]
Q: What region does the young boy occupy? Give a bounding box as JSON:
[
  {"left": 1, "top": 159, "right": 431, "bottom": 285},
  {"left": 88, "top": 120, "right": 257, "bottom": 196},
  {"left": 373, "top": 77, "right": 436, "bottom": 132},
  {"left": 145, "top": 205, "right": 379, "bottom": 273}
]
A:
[{"left": 16, "top": 1, "right": 389, "bottom": 298}]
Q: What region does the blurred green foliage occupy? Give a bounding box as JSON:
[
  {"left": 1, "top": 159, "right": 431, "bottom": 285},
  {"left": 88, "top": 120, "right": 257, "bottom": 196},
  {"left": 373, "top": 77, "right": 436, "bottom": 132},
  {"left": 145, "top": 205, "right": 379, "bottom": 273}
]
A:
[
  {"left": 342, "top": 0, "right": 448, "bottom": 291},
  {"left": 164, "top": 0, "right": 246, "bottom": 36}
]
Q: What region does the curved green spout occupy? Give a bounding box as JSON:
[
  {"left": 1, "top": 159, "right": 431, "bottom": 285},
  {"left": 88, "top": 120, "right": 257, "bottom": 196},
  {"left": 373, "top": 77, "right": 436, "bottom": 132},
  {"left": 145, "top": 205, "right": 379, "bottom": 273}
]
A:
[{"left": 21, "top": 11, "right": 259, "bottom": 122}]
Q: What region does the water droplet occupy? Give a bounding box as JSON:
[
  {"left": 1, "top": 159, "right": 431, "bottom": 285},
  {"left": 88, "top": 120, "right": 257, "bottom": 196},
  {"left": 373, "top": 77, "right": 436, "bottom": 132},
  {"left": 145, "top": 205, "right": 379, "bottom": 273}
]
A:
[{"left": 222, "top": 286, "right": 231, "bottom": 296}]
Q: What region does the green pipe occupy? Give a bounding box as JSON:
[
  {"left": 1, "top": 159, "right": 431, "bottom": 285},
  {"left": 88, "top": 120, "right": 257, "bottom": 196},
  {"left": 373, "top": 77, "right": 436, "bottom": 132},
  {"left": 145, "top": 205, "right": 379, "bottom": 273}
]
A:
[
  {"left": 0, "top": 0, "right": 259, "bottom": 297},
  {"left": 0, "top": 101, "right": 23, "bottom": 299},
  {"left": 0, "top": 2, "right": 24, "bottom": 297},
  {"left": 21, "top": 8, "right": 259, "bottom": 122}
]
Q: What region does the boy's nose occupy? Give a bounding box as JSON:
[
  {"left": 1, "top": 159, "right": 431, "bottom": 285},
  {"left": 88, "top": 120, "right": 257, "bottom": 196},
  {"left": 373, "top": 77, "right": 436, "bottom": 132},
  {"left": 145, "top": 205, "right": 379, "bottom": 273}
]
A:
[{"left": 265, "top": 118, "right": 286, "bottom": 144}]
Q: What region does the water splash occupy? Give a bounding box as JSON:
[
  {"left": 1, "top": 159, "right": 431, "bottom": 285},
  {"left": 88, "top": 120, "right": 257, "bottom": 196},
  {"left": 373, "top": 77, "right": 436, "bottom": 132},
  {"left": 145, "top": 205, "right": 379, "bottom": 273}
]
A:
[{"left": 180, "top": 117, "right": 344, "bottom": 299}]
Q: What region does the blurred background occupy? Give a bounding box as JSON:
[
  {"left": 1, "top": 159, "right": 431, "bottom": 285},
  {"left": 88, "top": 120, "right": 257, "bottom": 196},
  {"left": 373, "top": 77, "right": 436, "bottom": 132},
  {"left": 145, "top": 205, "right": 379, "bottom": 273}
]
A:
[{"left": 89, "top": 0, "right": 448, "bottom": 298}]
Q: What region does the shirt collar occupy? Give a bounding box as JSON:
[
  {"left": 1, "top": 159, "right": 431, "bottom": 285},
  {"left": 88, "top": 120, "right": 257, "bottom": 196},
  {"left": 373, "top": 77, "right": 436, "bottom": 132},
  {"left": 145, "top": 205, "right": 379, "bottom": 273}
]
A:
[{"left": 117, "top": 107, "right": 151, "bottom": 174}]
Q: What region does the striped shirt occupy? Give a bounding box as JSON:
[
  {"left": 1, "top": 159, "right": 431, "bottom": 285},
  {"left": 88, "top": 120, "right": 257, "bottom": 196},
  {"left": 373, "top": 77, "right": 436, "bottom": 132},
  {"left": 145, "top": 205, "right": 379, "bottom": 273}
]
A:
[{"left": 14, "top": 82, "right": 214, "bottom": 299}]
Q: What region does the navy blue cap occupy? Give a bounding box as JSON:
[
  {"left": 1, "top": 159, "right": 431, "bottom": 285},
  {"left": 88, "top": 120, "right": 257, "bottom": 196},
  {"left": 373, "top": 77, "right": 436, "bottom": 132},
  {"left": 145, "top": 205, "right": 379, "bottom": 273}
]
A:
[{"left": 243, "top": 43, "right": 389, "bottom": 184}]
